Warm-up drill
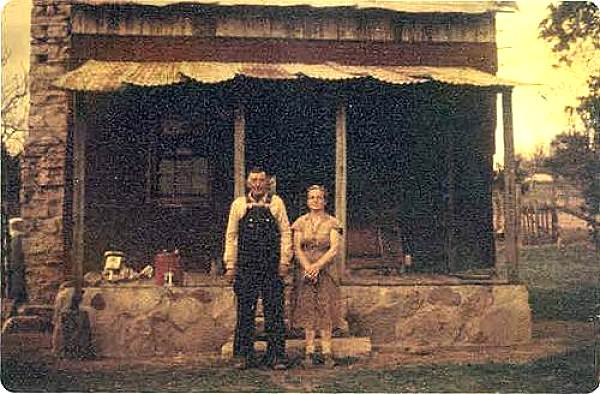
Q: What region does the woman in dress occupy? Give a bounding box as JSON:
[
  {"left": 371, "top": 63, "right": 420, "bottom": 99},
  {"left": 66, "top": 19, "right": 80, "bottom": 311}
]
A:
[{"left": 292, "top": 185, "right": 342, "bottom": 368}]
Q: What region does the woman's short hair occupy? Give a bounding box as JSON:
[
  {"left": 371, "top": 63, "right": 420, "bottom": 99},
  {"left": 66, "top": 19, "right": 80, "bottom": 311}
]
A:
[{"left": 306, "top": 184, "right": 327, "bottom": 198}]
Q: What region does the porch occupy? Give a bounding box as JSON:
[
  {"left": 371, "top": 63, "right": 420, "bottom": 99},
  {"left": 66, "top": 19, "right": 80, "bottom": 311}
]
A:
[
  {"left": 56, "top": 61, "right": 520, "bottom": 284},
  {"left": 45, "top": 59, "right": 530, "bottom": 357}
]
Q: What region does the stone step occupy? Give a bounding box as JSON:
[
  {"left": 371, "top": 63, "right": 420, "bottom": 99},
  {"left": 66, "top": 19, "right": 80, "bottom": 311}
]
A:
[
  {"left": 253, "top": 318, "right": 293, "bottom": 335},
  {"left": 1, "top": 315, "right": 53, "bottom": 334},
  {"left": 1, "top": 299, "right": 16, "bottom": 320},
  {"left": 221, "top": 337, "right": 371, "bottom": 359},
  {"left": 18, "top": 304, "right": 54, "bottom": 321}
]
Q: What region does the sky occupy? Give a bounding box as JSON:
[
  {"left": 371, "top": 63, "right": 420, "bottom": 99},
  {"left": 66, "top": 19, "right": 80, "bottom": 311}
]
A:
[
  {"left": 1, "top": 0, "right": 596, "bottom": 164},
  {"left": 494, "top": 1, "right": 596, "bottom": 165}
]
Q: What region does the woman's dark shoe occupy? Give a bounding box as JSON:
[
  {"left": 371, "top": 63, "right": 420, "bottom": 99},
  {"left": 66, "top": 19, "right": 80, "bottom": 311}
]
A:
[
  {"left": 323, "top": 353, "right": 335, "bottom": 368},
  {"left": 302, "top": 353, "right": 315, "bottom": 369}
]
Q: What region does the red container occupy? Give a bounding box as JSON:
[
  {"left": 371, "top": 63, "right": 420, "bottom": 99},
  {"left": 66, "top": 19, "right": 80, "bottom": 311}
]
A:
[{"left": 153, "top": 250, "right": 183, "bottom": 286}]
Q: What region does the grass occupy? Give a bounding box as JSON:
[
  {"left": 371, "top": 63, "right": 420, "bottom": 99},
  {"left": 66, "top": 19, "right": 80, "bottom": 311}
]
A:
[
  {"left": 2, "top": 346, "right": 597, "bottom": 392},
  {"left": 519, "top": 243, "right": 600, "bottom": 321},
  {"left": 0, "top": 359, "right": 286, "bottom": 392},
  {"left": 316, "top": 345, "right": 598, "bottom": 393},
  {"left": 1, "top": 242, "right": 598, "bottom": 392}
]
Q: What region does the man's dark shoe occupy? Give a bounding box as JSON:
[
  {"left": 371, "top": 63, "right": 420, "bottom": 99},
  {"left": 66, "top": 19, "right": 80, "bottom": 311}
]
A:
[
  {"left": 271, "top": 359, "right": 287, "bottom": 370},
  {"left": 234, "top": 356, "right": 259, "bottom": 370},
  {"left": 262, "top": 354, "right": 288, "bottom": 370}
]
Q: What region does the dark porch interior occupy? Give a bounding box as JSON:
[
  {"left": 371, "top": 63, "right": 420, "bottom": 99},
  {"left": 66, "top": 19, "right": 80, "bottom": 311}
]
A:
[
  {"left": 80, "top": 80, "right": 496, "bottom": 276},
  {"left": 346, "top": 83, "right": 496, "bottom": 273},
  {"left": 243, "top": 81, "right": 336, "bottom": 221},
  {"left": 83, "top": 85, "right": 234, "bottom": 273}
]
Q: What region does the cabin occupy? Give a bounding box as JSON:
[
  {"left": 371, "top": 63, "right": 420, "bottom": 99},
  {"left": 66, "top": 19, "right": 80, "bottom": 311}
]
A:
[{"left": 24, "top": 0, "right": 529, "bottom": 356}]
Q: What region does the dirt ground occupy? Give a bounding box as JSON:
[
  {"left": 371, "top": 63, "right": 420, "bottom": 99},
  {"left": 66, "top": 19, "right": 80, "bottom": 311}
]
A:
[
  {"left": 1, "top": 319, "right": 596, "bottom": 392},
  {"left": 2, "top": 241, "right": 598, "bottom": 392}
]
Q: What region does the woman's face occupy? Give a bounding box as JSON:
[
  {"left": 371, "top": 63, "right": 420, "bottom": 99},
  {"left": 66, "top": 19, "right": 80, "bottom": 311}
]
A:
[{"left": 307, "top": 189, "right": 326, "bottom": 212}]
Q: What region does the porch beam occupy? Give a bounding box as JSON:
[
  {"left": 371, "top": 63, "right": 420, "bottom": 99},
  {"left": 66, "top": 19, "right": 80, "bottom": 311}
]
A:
[
  {"left": 335, "top": 99, "right": 348, "bottom": 281},
  {"left": 72, "top": 35, "right": 498, "bottom": 74},
  {"left": 502, "top": 88, "right": 519, "bottom": 282},
  {"left": 72, "top": 92, "right": 87, "bottom": 289},
  {"left": 234, "top": 103, "right": 246, "bottom": 198}
]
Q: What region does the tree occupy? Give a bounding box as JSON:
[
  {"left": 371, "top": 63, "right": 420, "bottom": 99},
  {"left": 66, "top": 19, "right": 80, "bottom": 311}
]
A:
[
  {"left": 540, "top": 2, "right": 600, "bottom": 250},
  {"left": 539, "top": 2, "right": 600, "bottom": 150},
  {"left": 1, "top": 48, "right": 26, "bottom": 216},
  {"left": 1, "top": 48, "right": 28, "bottom": 153},
  {"left": 545, "top": 131, "right": 600, "bottom": 248},
  {"left": 2, "top": 49, "right": 27, "bottom": 295}
]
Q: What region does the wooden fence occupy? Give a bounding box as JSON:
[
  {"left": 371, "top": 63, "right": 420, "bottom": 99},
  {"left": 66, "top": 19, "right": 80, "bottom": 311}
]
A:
[{"left": 519, "top": 201, "right": 559, "bottom": 245}]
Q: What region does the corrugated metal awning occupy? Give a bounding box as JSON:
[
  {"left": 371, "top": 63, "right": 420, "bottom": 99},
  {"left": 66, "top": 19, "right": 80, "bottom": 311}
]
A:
[
  {"left": 54, "top": 60, "right": 516, "bottom": 91},
  {"left": 73, "top": 1, "right": 516, "bottom": 14}
]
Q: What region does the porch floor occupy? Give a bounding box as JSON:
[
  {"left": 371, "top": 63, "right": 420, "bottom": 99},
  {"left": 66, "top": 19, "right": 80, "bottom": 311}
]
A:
[{"left": 178, "top": 272, "right": 509, "bottom": 288}]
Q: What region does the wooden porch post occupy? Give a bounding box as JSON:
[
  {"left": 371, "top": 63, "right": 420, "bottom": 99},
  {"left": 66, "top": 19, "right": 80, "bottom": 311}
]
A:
[
  {"left": 234, "top": 103, "right": 246, "bottom": 198},
  {"left": 335, "top": 99, "right": 348, "bottom": 281},
  {"left": 72, "top": 92, "right": 87, "bottom": 288},
  {"left": 446, "top": 130, "right": 456, "bottom": 272},
  {"left": 502, "top": 88, "right": 519, "bottom": 282}
]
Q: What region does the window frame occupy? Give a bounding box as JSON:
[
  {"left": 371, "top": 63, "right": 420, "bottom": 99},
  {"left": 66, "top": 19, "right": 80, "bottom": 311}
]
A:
[{"left": 148, "top": 117, "right": 213, "bottom": 208}]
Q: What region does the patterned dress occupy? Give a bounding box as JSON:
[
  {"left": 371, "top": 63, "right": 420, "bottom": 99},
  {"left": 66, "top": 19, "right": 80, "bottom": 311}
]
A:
[{"left": 291, "top": 213, "right": 343, "bottom": 330}]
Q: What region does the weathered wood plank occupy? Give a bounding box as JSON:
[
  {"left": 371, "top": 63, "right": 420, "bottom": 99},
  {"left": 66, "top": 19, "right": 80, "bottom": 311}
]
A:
[
  {"left": 72, "top": 35, "right": 498, "bottom": 72},
  {"left": 72, "top": 7, "right": 215, "bottom": 37},
  {"left": 234, "top": 103, "right": 245, "bottom": 198},
  {"left": 72, "top": 92, "right": 87, "bottom": 284},
  {"left": 336, "top": 100, "right": 347, "bottom": 282},
  {"left": 446, "top": 128, "right": 456, "bottom": 272},
  {"left": 502, "top": 89, "right": 518, "bottom": 282},
  {"left": 72, "top": 6, "right": 495, "bottom": 43}
]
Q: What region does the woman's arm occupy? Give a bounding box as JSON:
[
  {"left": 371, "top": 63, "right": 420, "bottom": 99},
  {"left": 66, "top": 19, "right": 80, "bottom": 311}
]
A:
[
  {"left": 293, "top": 229, "right": 312, "bottom": 271},
  {"left": 312, "top": 228, "right": 340, "bottom": 271}
]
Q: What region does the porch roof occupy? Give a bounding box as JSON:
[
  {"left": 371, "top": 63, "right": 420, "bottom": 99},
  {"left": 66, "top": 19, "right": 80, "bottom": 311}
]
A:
[
  {"left": 55, "top": 60, "right": 517, "bottom": 91},
  {"left": 74, "top": 1, "right": 516, "bottom": 14}
]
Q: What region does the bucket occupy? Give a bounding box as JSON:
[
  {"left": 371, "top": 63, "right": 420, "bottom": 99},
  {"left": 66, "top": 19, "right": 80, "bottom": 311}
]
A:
[{"left": 153, "top": 250, "right": 182, "bottom": 286}]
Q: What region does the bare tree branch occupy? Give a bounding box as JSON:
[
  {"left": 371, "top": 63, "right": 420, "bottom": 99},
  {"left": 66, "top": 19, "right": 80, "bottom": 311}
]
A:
[{"left": 1, "top": 47, "right": 29, "bottom": 152}]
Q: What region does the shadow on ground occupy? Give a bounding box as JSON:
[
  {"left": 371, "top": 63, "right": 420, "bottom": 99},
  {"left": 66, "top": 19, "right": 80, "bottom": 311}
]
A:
[{"left": 1, "top": 329, "right": 598, "bottom": 393}]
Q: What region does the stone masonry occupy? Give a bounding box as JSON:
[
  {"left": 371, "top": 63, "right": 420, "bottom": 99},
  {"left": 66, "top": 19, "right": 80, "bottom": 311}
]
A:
[
  {"left": 54, "top": 285, "right": 238, "bottom": 357},
  {"left": 342, "top": 285, "right": 532, "bottom": 348},
  {"left": 22, "top": 0, "right": 73, "bottom": 303},
  {"left": 53, "top": 284, "right": 531, "bottom": 357}
]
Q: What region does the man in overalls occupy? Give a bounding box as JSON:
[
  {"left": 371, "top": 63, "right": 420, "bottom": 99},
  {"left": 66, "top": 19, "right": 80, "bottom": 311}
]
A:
[{"left": 224, "top": 168, "right": 292, "bottom": 370}]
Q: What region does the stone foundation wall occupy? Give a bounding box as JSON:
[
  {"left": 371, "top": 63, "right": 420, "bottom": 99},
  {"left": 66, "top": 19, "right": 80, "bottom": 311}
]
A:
[
  {"left": 22, "top": 0, "right": 73, "bottom": 303},
  {"left": 342, "top": 284, "right": 532, "bottom": 348},
  {"left": 53, "top": 284, "right": 531, "bottom": 357},
  {"left": 54, "top": 286, "right": 237, "bottom": 357}
]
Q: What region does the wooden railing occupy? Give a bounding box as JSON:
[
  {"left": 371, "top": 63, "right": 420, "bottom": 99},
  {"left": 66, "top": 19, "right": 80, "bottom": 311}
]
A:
[{"left": 519, "top": 201, "right": 559, "bottom": 245}]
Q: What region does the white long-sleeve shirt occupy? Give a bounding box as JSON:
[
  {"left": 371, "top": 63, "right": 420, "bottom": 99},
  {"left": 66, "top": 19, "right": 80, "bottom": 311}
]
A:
[{"left": 223, "top": 193, "right": 292, "bottom": 271}]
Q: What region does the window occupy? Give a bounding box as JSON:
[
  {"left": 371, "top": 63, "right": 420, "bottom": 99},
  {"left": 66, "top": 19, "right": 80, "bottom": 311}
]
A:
[
  {"left": 156, "top": 149, "right": 210, "bottom": 198},
  {"left": 151, "top": 118, "right": 212, "bottom": 206}
]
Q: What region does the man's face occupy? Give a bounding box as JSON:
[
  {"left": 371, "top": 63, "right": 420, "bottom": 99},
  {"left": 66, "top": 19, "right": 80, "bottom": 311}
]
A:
[{"left": 248, "top": 171, "right": 268, "bottom": 197}]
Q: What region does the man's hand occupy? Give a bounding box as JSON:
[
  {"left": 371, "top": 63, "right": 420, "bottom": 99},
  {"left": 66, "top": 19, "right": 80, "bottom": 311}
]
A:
[
  {"left": 278, "top": 265, "right": 289, "bottom": 278},
  {"left": 224, "top": 268, "right": 236, "bottom": 284}
]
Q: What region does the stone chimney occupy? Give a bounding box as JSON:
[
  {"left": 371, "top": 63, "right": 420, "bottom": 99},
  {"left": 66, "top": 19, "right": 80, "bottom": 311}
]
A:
[{"left": 21, "top": 0, "right": 73, "bottom": 303}]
